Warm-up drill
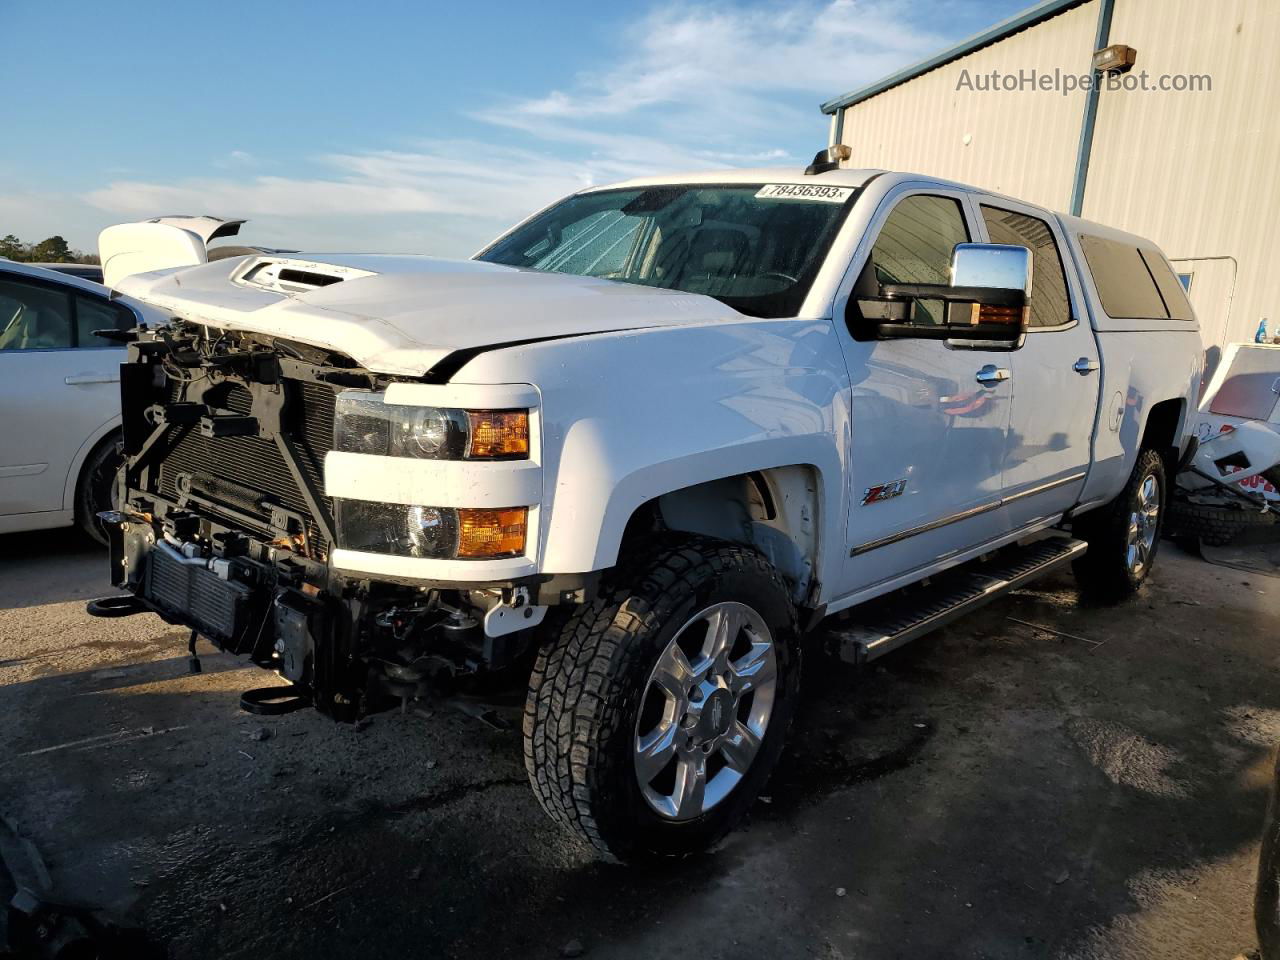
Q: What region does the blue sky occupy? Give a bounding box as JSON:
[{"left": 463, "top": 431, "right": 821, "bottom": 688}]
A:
[{"left": 0, "top": 0, "right": 1026, "bottom": 257}]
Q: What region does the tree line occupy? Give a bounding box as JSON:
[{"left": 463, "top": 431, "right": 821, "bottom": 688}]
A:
[{"left": 0, "top": 234, "right": 100, "bottom": 265}]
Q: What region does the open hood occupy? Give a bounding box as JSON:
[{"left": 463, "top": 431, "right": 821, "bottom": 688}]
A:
[
  {"left": 99, "top": 216, "right": 246, "bottom": 287},
  {"left": 113, "top": 253, "right": 740, "bottom": 377}
]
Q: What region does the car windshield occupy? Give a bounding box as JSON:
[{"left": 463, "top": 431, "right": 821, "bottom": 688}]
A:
[{"left": 475, "top": 183, "right": 857, "bottom": 319}]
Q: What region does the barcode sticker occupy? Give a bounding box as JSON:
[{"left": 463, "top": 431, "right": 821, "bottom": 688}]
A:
[{"left": 755, "top": 183, "right": 853, "bottom": 203}]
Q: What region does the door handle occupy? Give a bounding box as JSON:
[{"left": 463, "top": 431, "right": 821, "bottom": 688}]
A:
[
  {"left": 64, "top": 374, "right": 119, "bottom": 385},
  {"left": 975, "top": 365, "right": 1010, "bottom": 387},
  {"left": 1072, "top": 357, "right": 1100, "bottom": 375}
]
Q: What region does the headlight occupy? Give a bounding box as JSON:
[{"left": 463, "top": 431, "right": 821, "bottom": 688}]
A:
[
  {"left": 335, "top": 391, "right": 529, "bottom": 461},
  {"left": 334, "top": 501, "right": 527, "bottom": 560}
]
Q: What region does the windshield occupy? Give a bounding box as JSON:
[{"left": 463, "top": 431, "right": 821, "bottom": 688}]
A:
[{"left": 475, "top": 183, "right": 857, "bottom": 319}]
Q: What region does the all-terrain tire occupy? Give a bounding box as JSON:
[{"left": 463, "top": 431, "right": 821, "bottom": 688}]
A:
[
  {"left": 76, "top": 433, "right": 123, "bottom": 546},
  {"left": 1165, "top": 499, "right": 1276, "bottom": 547},
  {"left": 522, "top": 535, "right": 800, "bottom": 862},
  {"left": 1072, "top": 448, "right": 1167, "bottom": 603}
]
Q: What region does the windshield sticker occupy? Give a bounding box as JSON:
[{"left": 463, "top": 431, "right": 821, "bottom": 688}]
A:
[{"left": 755, "top": 184, "right": 853, "bottom": 203}]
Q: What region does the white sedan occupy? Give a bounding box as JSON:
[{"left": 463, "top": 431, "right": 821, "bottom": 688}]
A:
[{"left": 0, "top": 260, "right": 165, "bottom": 542}]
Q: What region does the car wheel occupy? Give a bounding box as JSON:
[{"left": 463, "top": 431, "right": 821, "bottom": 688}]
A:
[
  {"left": 523, "top": 535, "right": 800, "bottom": 862},
  {"left": 76, "top": 433, "right": 123, "bottom": 546},
  {"left": 1072, "top": 448, "right": 1166, "bottom": 602}
]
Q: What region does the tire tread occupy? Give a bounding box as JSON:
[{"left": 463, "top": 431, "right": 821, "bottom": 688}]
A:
[{"left": 522, "top": 535, "right": 795, "bottom": 859}]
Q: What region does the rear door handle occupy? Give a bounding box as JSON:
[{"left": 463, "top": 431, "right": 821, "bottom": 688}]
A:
[
  {"left": 64, "top": 374, "right": 119, "bottom": 385},
  {"left": 975, "top": 365, "right": 1010, "bottom": 387},
  {"left": 1072, "top": 357, "right": 1100, "bottom": 375}
]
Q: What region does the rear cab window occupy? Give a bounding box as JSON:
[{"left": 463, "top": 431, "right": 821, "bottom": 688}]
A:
[
  {"left": 1078, "top": 234, "right": 1193, "bottom": 321},
  {"left": 1139, "top": 249, "right": 1195, "bottom": 321}
]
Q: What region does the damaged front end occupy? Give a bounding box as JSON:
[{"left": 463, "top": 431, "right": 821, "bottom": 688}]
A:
[{"left": 95, "top": 320, "right": 556, "bottom": 721}]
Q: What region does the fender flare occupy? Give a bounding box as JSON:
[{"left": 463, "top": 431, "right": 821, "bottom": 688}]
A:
[{"left": 539, "top": 423, "right": 843, "bottom": 583}]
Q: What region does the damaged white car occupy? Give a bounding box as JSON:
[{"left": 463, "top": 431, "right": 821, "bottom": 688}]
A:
[{"left": 91, "top": 157, "right": 1202, "bottom": 860}]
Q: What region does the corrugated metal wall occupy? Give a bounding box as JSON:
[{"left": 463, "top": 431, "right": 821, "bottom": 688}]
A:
[
  {"left": 1083, "top": 0, "right": 1280, "bottom": 346},
  {"left": 837, "top": 0, "right": 1099, "bottom": 210},
  {"left": 833, "top": 0, "right": 1280, "bottom": 350}
]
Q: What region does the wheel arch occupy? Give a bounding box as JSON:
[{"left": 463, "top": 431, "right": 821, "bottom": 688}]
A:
[
  {"left": 1140, "top": 396, "right": 1188, "bottom": 472},
  {"left": 63, "top": 416, "right": 123, "bottom": 514},
  {"left": 613, "top": 463, "right": 826, "bottom": 607}
]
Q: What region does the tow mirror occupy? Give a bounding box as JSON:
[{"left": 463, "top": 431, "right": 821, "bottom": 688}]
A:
[{"left": 852, "top": 242, "right": 1032, "bottom": 345}]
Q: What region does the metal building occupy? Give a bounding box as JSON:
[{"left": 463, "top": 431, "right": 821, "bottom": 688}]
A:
[{"left": 822, "top": 0, "right": 1279, "bottom": 354}]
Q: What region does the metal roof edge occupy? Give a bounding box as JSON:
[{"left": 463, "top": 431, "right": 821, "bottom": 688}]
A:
[{"left": 819, "top": 0, "right": 1092, "bottom": 115}]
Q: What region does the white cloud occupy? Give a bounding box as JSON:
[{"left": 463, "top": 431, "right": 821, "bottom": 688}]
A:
[
  {"left": 74, "top": 0, "right": 945, "bottom": 256},
  {"left": 214, "top": 150, "right": 257, "bottom": 168},
  {"left": 500, "top": 0, "right": 939, "bottom": 121}
]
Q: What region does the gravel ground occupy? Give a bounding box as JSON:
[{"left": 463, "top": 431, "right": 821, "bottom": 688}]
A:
[{"left": 1, "top": 526, "right": 1277, "bottom": 959}]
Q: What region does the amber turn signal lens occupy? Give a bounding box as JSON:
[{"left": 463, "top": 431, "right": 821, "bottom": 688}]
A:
[
  {"left": 467, "top": 410, "right": 530, "bottom": 459},
  {"left": 456, "top": 506, "right": 528, "bottom": 558},
  {"left": 973, "top": 303, "right": 1027, "bottom": 326}
]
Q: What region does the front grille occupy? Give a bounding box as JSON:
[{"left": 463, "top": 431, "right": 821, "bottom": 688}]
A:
[{"left": 158, "top": 379, "right": 338, "bottom": 556}]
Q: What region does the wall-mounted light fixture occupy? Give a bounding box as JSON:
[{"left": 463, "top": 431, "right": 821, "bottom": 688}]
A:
[{"left": 1092, "top": 44, "right": 1138, "bottom": 74}]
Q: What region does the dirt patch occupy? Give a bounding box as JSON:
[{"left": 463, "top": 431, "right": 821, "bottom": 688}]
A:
[{"left": 1065, "top": 716, "right": 1191, "bottom": 799}]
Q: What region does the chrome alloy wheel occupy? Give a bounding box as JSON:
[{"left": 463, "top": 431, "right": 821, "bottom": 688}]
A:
[
  {"left": 633, "top": 601, "right": 778, "bottom": 821},
  {"left": 1126, "top": 472, "right": 1161, "bottom": 576}
]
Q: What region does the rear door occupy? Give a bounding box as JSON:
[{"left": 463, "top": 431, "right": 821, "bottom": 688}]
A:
[
  {"left": 977, "top": 201, "right": 1100, "bottom": 528},
  {"left": 0, "top": 272, "right": 132, "bottom": 517}
]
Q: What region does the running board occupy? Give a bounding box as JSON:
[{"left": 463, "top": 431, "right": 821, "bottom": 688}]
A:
[{"left": 827, "top": 536, "right": 1088, "bottom": 665}]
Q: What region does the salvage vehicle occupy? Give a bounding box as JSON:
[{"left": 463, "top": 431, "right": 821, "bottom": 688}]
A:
[
  {"left": 1169, "top": 341, "right": 1280, "bottom": 545},
  {"left": 30, "top": 262, "right": 105, "bottom": 283},
  {"left": 0, "top": 260, "right": 166, "bottom": 542},
  {"left": 90, "top": 154, "right": 1202, "bottom": 860}
]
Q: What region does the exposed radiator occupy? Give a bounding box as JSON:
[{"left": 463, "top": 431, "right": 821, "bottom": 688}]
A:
[{"left": 158, "top": 379, "right": 337, "bottom": 555}]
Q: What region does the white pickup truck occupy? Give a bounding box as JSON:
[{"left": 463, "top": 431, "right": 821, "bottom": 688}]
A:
[{"left": 93, "top": 155, "right": 1202, "bottom": 861}]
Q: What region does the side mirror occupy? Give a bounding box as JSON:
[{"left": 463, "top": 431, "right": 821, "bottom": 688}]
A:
[
  {"left": 852, "top": 242, "right": 1032, "bottom": 345},
  {"left": 951, "top": 242, "right": 1033, "bottom": 292}
]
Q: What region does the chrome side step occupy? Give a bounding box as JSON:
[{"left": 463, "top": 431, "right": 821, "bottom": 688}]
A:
[{"left": 827, "top": 536, "right": 1088, "bottom": 665}]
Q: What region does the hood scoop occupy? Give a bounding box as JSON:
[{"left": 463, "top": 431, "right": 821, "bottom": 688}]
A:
[{"left": 234, "top": 258, "right": 377, "bottom": 295}]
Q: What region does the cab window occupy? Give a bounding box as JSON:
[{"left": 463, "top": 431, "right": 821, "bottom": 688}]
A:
[
  {"left": 0, "top": 277, "right": 133, "bottom": 351},
  {"left": 981, "top": 206, "right": 1071, "bottom": 329},
  {"left": 75, "top": 295, "right": 135, "bottom": 346},
  {"left": 868, "top": 195, "right": 969, "bottom": 325},
  {"left": 0, "top": 278, "right": 73, "bottom": 351}
]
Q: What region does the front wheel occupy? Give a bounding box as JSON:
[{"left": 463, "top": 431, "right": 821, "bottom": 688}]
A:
[
  {"left": 522, "top": 536, "right": 800, "bottom": 861},
  {"left": 1072, "top": 448, "right": 1167, "bottom": 602}
]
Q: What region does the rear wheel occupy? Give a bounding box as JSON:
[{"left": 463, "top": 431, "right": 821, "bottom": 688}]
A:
[
  {"left": 76, "top": 433, "right": 123, "bottom": 546},
  {"left": 1072, "top": 448, "right": 1166, "bottom": 602},
  {"left": 523, "top": 536, "right": 800, "bottom": 861}
]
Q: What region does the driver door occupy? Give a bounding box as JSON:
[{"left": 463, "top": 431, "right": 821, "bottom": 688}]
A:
[{"left": 833, "top": 187, "right": 1013, "bottom": 604}]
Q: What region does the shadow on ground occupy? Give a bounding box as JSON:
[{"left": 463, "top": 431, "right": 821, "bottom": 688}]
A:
[
  {"left": 0, "top": 527, "right": 111, "bottom": 610},
  {"left": 1, "top": 540, "right": 1277, "bottom": 959}
]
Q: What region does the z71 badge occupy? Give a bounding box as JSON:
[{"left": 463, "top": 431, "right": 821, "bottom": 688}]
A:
[{"left": 862, "top": 478, "right": 908, "bottom": 506}]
